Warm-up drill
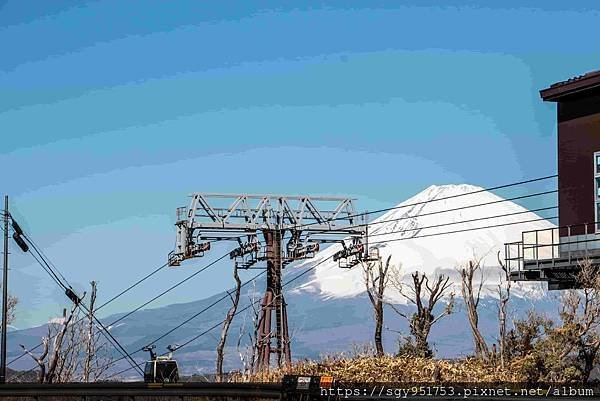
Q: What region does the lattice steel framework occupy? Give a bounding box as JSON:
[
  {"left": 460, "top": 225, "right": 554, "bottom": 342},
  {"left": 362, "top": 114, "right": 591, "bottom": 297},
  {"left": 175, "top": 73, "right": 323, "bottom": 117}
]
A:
[{"left": 168, "top": 193, "right": 369, "bottom": 371}]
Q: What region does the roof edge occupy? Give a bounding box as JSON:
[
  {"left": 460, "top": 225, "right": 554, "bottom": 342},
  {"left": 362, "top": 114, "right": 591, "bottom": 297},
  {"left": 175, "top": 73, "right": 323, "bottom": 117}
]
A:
[{"left": 540, "top": 70, "right": 600, "bottom": 102}]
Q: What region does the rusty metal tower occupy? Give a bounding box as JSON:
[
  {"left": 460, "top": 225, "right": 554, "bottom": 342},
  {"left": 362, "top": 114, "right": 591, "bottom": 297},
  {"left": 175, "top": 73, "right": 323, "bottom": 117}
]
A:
[{"left": 167, "top": 194, "right": 368, "bottom": 372}]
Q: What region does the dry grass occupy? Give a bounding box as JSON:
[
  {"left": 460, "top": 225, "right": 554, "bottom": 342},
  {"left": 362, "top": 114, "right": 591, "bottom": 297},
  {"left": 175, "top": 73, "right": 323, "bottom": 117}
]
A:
[{"left": 232, "top": 355, "right": 530, "bottom": 383}]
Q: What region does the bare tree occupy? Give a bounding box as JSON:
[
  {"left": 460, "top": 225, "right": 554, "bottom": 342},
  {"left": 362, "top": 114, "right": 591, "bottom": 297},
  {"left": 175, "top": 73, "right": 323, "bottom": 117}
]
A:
[
  {"left": 21, "top": 302, "right": 79, "bottom": 383},
  {"left": 460, "top": 259, "right": 489, "bottom": 360},
  {"left": 362, "top": 253, "right": 391, "bottom": 356},
  {"left": 236, "top": 281, "right": 262, "bottom": 379},
  {"left": 389, "top": 270, "right": 454, "bottom": 358},
  {"left": 497, "top": 252, "right": 511, "bottom": 368},
  {"left": 20, "top": 282, "right": 113, "bottom": 383},
  {"left": 0, "top": 284, "right": 18, "bottom": 326},
  {"left": 216, "top": 264, "right": 242, "bottom": 382},
  {"left": 558, "top": 259, "right": 600, "bottom": 381},
  {"left": 248, "top": 284, "right": 261, "bottom": 375}
]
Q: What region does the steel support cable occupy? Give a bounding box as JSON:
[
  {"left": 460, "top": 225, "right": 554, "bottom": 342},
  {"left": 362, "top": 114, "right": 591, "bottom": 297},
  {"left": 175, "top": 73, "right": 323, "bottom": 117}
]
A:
[
  {"left": 7, "top": 235, "right": 240, "bottom": 368},
  {"left": 106, "top": 252, "right": 231, "bottom": 328},
  {"left": 6, "top": 235, "right": 249, "bottom": 378},
  {"left": 9, "top": 194, "right": 557, "bottom": 377},
  {"left": 9, "top": 251, "right": 230, "bottom": 373},
  {"left": 372, "top": 215, "right": 558, "bottom": 245},
  {"left": 6, "top": 254, "right": 171, "bottom": 369},
  {"left": 96, "top": 262, "right": 169, "bottom": 311},
  {"left": 6, "top": 238, "right": 242, "bottom": 367},
  {"left": 365, "top": 205, "right": 558, "bottom": 239},
  {"left": 11, "top": 211, "right": 559, "bottom": 381},
  {"left": 6, "top": 261, "right": 169, "bottom": 368},
  {"left": 7, "top": 258, "right": 171, "bottom": 382},
  {"left": 25, "top": 250, "right": 64, "bottom": 290},
  {"left": 144, "top": 269, "right": 266, "bottom": 348},
  {"left": 101, "top": 269, "right": 267, "bottom": 372},
  {"left": 308, "top": 189, "right": 558, "bottom": 237},
  {"left": 22, "top": 233, "right": 71, "bottom": 290},
  {"left": 11, "top": 250, "right": 237, "bottom": 380},
  {"left": 7, "top": 244, "right": 237, "bottom": 370},
  {"left": 106, "top": 211, "right": 560, "bottom": 378},
  {"left": 20, "top": 236, "right": 144, "bottom": 376},
  {"left": 289, "top": 174, "right": 558, "bottom": 231},
  {"left": 106, "top": 254, "right": 330, "bottom": 379},
  {"left": 10, "top": 181, "right": 559, "bottom": 379}
]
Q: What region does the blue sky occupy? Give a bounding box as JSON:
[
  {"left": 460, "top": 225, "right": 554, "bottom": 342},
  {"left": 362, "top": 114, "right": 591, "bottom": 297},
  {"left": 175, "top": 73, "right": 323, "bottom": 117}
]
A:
[{"left": 1, "top": 1, "right": 599, "bottom": 328}]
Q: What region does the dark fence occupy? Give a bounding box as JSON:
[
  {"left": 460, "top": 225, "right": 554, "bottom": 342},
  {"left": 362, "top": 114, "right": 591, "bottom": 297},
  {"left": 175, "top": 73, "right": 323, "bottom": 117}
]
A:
[{"left": 0, "top": 382, "right": 281, "bottom": 400}]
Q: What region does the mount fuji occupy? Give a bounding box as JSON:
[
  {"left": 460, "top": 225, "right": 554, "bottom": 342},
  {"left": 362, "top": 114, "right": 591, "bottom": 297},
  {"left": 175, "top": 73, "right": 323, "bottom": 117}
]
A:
[
  {"left": 291, "top": 183, "right": 553, "bottom": 301},
  {"left": 6, "top": 184, "right": 561, "bottom": 378}
]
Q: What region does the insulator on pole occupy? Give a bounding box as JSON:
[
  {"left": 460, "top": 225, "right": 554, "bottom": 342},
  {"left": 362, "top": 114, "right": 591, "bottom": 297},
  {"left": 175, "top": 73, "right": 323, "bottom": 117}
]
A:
[
  {"left": 65, "top": 288, "right": 81, "bottom": 305},
  {"left": 11, "top": 232, "right": 29, "bottom": 252},
  {"left": 10, "top": 219, "right": 24, "bottom": 236}
]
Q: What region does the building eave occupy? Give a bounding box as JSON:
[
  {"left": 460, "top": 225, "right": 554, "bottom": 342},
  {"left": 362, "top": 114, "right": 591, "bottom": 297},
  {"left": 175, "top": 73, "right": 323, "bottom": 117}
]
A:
[{"left": 540, "top": 70, "right": 600, "bottom": 102}]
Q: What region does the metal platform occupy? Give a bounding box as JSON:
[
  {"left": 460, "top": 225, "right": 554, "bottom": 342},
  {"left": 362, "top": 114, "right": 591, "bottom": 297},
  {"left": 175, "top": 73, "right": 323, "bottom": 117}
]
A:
[{"left": 505, "top": 222, "right": 600, "bottom": 289}]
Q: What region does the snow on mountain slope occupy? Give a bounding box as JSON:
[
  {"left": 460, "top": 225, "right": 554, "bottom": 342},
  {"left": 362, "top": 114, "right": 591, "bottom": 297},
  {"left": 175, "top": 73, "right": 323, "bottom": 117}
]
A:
[{"left": 292, "top": 184, "right": 555, "bottom": 301}]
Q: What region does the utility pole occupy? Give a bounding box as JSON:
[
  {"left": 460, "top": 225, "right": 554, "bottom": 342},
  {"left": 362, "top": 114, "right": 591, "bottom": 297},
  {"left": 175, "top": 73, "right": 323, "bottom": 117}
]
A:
[{"left": 1, "top": 196, "right": 9, "bottom": 384}]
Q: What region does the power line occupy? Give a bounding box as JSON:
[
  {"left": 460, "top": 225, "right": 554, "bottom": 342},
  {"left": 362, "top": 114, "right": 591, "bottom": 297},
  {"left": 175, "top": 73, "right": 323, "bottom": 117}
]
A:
[
  {"left": 106, "top": 252, "right": 231, "bottom": 328},
  {"left": 290, "top": 174, "right": 557, "bottom": 231},
  {"left": 102, "top": 269, "right": 267, "bottom": 373},
  {"left": 7, "top": 237, "right": 235, "bottom": 368},
  {"left": 308, "top": 189, "right": 558, "bottom": 238},
  {"left": 96, "top": 262, "right": 169, "bottom": 311},
  {"left": 7, "top": 242, "right": 240, "bottom": 369},
  {"left": 10, "top": 177, "right": 559, "bottom": 379},
  {"left": 144, "top": 269, "right": 266, "bottom": 348},
  {"left": 13, "top": 207, "right": 559, "bottom": 380},
  {"left": 366, "top": 205, "right": 557, "bottom": 239},
  {"left": 6, "top": 261, "right": 169, "bottom": 368},
  {"left": 23, "top": 234, "right": 70, "bottom": 290},
  {"left": 369, "top": 215, "right": 557, "bottom": 246},
  {"left": 107, "top": 210, "right": 559, "bottom": 379},
  {"left": 9, "top": 255, "right": 164, "bottom": 381},
  {"left": 10, "top": 249, "right": 236, "bottom": 378},
  {"left": 106, "top": 255, "right": 328, "bottom": 379},
  {"left": 97, "top": 201, "right": 556, "bottom": 370},
  {"left": 21, "top": 235, "right": 144, "bottom": 376},
  {"left": 7, "top": 253, "right": 226, "bottom": 370}
]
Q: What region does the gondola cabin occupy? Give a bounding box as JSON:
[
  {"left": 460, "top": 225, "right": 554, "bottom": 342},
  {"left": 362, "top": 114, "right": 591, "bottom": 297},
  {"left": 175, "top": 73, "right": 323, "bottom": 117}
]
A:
[
  {"left": 144, "top": 357, "right": 179, "bottom": 383},
  {"left": 505, "top": 70, "right": 600, "bottom": 289},
  {"left": 142, "top": 345, "right": 180, "bottom": 383}
]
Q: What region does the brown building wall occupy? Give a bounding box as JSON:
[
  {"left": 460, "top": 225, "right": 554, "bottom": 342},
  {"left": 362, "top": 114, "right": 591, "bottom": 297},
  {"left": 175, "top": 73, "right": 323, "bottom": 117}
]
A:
[{"left": 558, "top": 110, "right": 600, "bottom": 234}]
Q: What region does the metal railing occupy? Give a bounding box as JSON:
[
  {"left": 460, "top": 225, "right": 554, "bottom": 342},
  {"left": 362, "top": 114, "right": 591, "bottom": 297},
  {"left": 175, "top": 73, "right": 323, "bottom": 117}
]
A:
[
  {"left": 175, "top": 206, "right": 188, "bottom": 222},
  {"left": 505, "top": 222, "right": 600, "bottom": 275}
]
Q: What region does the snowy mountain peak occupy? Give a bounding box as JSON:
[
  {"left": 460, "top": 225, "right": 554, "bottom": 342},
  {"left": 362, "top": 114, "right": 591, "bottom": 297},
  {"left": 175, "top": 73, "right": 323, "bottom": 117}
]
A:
[
  {"left": 292, "top": 184, "right": 554, "bottom": 301},
  {"left": 419, "top": 183, "right": 483, "bottom": 199}
]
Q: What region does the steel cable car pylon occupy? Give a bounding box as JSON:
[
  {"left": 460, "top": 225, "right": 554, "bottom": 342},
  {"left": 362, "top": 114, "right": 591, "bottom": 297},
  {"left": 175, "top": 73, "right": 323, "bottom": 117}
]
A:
[
  {"left": 167, "top": 193, "right": 371, "bottom": 372},
  {"left": 256, "top": 228, "right": 291, "bottom": 369}
]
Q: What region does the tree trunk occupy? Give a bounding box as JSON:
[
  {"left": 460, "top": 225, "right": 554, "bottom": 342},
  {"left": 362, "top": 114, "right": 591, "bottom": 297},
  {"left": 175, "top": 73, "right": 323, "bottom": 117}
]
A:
[
  {"left": 498, "top": 297, "right": 508, "bottom": 368},
  {"left": 578, "top": 341, "right": 599, "bottom": 383},
  {"left": 411, "top": 310, "right": 433, "bottom": 358},
  {"left": 460, "top": 261, "right": 489, "bottom": 360},
  {"left": 373, "top": 300, "right": 384, "bottom": 357},
  {"left": 497, "top": 253, "right": 511, "bottom": 369},
  {"left": 83, "top": 281, "right": 97, "bottom": 382},
  {"left": 216, "top": 265, "right": 241, "bottom": 382},
  {"left": 45, "top": 305, "right": 76, "bottom": 383},
  {"left": 364, "top": 255, "right": 391, "bottom": 357}
]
